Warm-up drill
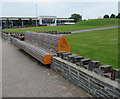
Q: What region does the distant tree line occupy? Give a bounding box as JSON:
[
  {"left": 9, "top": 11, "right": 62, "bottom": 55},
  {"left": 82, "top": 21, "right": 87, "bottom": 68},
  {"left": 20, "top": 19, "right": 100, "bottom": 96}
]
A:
[
  {"left": 69, "top": 13, "right": 82, "bottom": 23},
  {"left": 69, "top": 13, "right": 120, "bottom": 23},
  {"left": 103, "top": 13, "right": 120, "bottom": 18}
]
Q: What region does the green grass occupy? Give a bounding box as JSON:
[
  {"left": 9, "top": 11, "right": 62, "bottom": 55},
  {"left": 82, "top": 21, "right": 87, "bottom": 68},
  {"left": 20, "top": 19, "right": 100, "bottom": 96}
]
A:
[
  {"left": 66, "top": 28, "right": 119, "bottom": 69},
  {"left": 3, "top": 19, "right": 119, "bottom": 33}
]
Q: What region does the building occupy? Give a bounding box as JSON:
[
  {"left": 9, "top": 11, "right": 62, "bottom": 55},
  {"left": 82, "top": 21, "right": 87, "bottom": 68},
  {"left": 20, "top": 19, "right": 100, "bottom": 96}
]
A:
[{"left": 0, "top": 16, "right": 75, "bottom": 29}]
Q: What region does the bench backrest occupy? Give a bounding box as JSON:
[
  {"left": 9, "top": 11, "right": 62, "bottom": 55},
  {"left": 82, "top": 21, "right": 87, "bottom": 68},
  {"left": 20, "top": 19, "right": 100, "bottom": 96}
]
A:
[{"left": 24, "top": 32, "right": 71, "bottom": 52}]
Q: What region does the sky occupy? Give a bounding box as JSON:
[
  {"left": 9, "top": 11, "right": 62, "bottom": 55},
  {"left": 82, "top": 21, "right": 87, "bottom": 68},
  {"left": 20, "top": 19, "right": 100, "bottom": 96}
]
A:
[{"left": 1, "top": 1, "right": 119, "bottom": 20}]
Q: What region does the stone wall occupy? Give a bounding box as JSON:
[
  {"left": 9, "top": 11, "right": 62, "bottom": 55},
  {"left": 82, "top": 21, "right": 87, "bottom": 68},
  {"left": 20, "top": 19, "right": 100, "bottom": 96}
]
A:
[
  {"left": 51, "top": 57, "right": 120, "bottom": 98},
  {"left": 1, "top": 32, "right": 11, "bottom": 41}
]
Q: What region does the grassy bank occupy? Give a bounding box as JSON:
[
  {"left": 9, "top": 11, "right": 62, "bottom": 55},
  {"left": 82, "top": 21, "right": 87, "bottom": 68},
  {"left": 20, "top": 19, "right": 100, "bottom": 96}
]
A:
[
  {"left": 3, "top": 19, "right": 119, "bottom": 33},
  {"left": 66, "top": 28, "right": 119, "bottom": 69}
]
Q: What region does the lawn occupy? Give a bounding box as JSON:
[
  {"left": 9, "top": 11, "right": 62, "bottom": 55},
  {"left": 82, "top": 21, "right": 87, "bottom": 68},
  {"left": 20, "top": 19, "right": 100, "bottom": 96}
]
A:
[
  {"left": 3, "top": 19, "right": 119, "bottom": 33},
  {"left": 66, "top": 28, "right": 119, "bottom": 69}
]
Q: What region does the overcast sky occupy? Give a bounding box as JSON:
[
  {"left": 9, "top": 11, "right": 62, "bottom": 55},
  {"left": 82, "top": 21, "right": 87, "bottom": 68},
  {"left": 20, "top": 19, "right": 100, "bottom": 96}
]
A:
[{"left": 1, "top": 1, "right": 119, "bottom": 19}]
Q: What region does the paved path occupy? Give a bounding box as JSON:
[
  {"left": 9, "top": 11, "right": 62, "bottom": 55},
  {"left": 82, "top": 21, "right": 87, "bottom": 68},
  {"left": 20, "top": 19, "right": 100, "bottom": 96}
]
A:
[
  {"left": 2, "top": 38, "right": 91, "bottom": 97},
  {"left": 71, "top": 26, "right": 120, "bottom": 34}
]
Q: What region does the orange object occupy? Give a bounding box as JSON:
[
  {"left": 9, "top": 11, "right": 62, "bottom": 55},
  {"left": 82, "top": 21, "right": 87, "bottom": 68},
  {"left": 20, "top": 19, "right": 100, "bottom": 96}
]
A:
[
  {"left": 44, "top": 55, "right": 54, "bottom": 64},
  {"left": 58, "top": 36, "right": 71, "bottom": 52}
]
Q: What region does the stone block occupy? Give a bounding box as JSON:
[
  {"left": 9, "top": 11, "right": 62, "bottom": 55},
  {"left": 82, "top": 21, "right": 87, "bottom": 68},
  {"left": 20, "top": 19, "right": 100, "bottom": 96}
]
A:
[
  {"left": 101, "top": 89, "right": 114, "bottom": 98},
  {"left": 79, "top": 75, "right": 89, "bottom": 85},
  {"left": 61, "top": 66, "right": 69, "bottom": 73},
  {"left": 79, "top": 59, "right": 91, "bottom": 69},
  {"left": 56, "top": 51, "right": 66, "bottom": 57},
  {"left": 93, "top": 77, "right": 114, "bottom": 90},
  {"left": 111, "top": 69, "right": 120, "bottom": 80},
  {"left": 62, "top": 52, "right": 72, "bottom": 60},
  {"left": 95, "top": 90, "right": 110, "bottom": 97},
  {"left": 78, "top": 83, "right": 91, "bottom": 93},
  {"left": 67, "top": 55, "right": 77, "bottom": 63},
  {"left": 93, "top": 68, "right": 104, "bottom": 75},
  {"left": 62, "top": 64, "right": 69, "bottom": 69},
  {"left": 103, "top": 73, "right": 112, "bottom": 79},
  {"left": 115, "top": 69, "right": 120, "bottom": 79},
  {"left": 79, "top": 73, "right": 89, "bottom": 80},
  {"left": 68, "top": 76, "right": 79, "bottom": 85},
  {"left": 90, "top": 81, "right": 101, "bottom": 90},
  {"left": 99, "top": 65, "right": 112, "bottom": 73},
  {"left": 69, "top": 72, "right": 78, "bottom": 80},
  {"left": 73, "top": 56, "right": 84, "bottom": 63},
  {"left": 70, "top": 66, "right": 78, "bottom": 74},
  {"left": 88, "top": 61, "right": 101, "bottom": 71}
]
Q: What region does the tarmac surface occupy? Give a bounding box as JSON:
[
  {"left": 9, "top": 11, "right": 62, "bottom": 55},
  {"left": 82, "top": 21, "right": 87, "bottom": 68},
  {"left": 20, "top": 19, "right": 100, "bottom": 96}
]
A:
[
  {"left": 2, "top": 38, "right": 91, "bottom": 97},
  {"left": 71, "top": 26, "right": 120, "bottom": 34}
]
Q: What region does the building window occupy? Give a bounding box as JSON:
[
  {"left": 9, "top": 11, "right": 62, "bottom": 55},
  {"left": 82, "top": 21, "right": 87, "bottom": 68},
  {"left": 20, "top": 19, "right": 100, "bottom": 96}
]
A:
[{"left": 42, "top": 18, "right": 55, "bottom": 25}]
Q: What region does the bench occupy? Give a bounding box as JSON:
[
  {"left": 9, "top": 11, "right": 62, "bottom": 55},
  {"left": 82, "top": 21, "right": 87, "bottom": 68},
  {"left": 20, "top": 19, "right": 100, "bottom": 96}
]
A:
[{"left": 11, "top": 32, "right": 71, "bottom": 65}]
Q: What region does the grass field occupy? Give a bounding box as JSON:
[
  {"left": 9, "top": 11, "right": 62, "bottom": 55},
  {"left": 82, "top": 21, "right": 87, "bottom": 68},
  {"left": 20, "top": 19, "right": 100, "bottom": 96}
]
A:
[
  {"left": 66, "top": 28, "right": 119, "bottom": 69},
  {"left": 4, "top": 19, "right": 119, "bottom": 33}
]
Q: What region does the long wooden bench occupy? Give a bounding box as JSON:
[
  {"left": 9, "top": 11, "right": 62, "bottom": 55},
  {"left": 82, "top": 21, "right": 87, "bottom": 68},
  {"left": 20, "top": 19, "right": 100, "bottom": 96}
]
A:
[{"left": 11, "top": 32, "right": 71, "bottom": 65}]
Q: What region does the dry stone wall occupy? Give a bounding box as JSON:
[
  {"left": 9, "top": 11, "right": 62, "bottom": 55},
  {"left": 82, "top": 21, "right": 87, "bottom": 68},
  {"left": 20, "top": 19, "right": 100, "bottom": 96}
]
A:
[{"left": 51, "top": 57, "right": 120, "bottom": 98}]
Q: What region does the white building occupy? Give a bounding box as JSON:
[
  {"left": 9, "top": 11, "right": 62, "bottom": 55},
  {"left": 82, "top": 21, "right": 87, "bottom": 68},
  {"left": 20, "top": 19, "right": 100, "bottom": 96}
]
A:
[{"left": 39, "top": 16, "right": 74, "bottom": 26}]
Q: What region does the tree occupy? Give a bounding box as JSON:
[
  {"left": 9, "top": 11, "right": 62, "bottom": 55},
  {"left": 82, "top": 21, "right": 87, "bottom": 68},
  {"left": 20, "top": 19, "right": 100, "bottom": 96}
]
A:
[
  {"left": 116, "top": 13, "right": 120, "bottom": 18},
  {"left": 6, "top": 18, "right": 10, "bottom": 28},
  {"left": 103, "top": 14, "right": 109, "bottom": 18},
  {"left": 110, "top": 14, "right": 116, "bottom": 18},
  {"left": 69, "top": 13, "right": 82, "bottom": 22},
  {"left": 17, "top": 18, "right": 22, "bottom": 26},
  {"left": 27, "top": 18, "right": 33, "bottom": 25}
]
